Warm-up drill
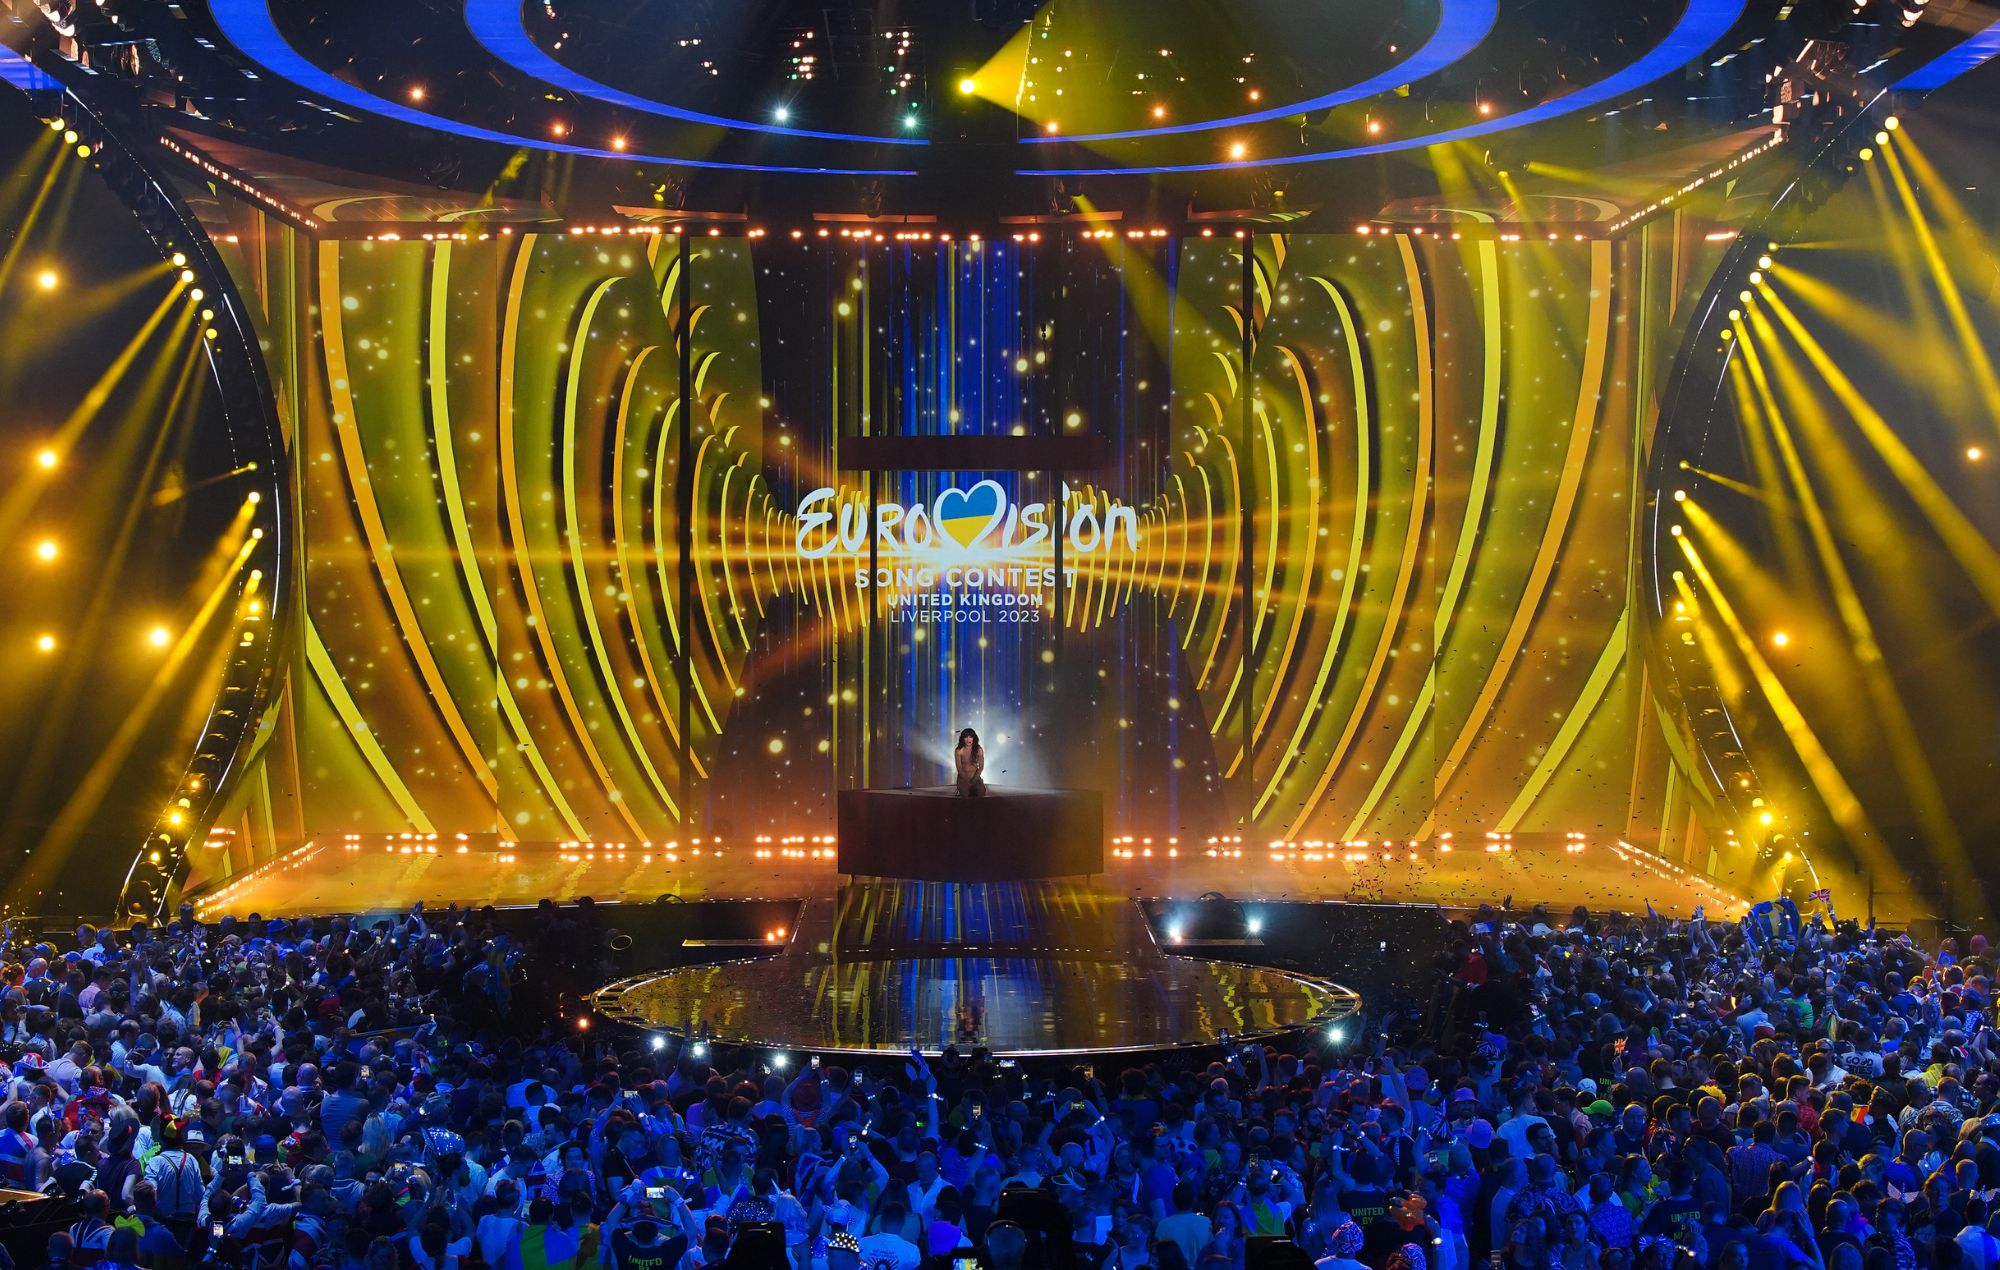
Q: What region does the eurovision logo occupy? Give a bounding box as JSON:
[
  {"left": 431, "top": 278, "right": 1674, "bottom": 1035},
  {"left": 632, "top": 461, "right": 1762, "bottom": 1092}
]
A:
[{"left": 794, "top": 480, "right": 1140, "bottom": 560}]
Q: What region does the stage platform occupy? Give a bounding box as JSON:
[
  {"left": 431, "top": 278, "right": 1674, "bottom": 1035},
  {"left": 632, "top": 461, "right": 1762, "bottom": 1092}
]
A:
[
  {"left": 836, "top": 785, "right": 1102, "bottom": 880},
  {"left": 588, "top": 881, "right": 1358, "bottom": 1055},
  {"left": 190, "top": 833, "right": 1740, "bottom": 923}
]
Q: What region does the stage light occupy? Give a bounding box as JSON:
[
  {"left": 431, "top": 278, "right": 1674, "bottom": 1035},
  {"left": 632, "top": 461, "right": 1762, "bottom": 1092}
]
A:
[
  {"left": 550, "top": 121, "right": 568, "bottom": 138},
  {"left": 148, "top": 625, "right": 172, "bottom": 648},
  {"left": 172, "top": 252, "right": 187, "bottom": 267},
  {"left": 1045, "top": 120, "right": 1060, "bottom": 134},
  {"left": 1772, "top": 631, "right": 1790, "bottom": 648},
  {"left": 1367, "top": 118, "right": 1384, "bottom": 135},
  {"left": 1859, "top": 147, "right": 1874, "bottom": 161},
  {"left": 957, "top": 77, "right": 977, "bottom": 95},
  {"left": 771, "top": 1053, "right": 789, "bottom": 1069},
  {"left": 1885, "top": 115, "right": 1900, "bottom": 130},
  {"left": 1246, "top": 916, "right": 1263, "bottom": 936},
  {"left": 408, "top": 85, "right": 426, "bottom": 102},
  {"left": 35, "top": 449, "right": 58, "bottom": 470},
  {"left": 1759, "top": 811, "right": 1774, "bottom": 825},
  {"left": 1748, "top": 271, "right": 1762, "bottom": 285},
  {"left": 1328, "top": 1024, "right": 1346, "bottom": 1043},
  {"left": 35, "top": 634, "right": 55, "bottom": 653},
  {"left": 903, "top": 113, "right": 919, "bottom": 131},
  {"left": 1757, "top": 254, "right": 1773, "bottom": 269},
  {"left": 1874, "top": 131, "right": 1889, "bottom": 145},
  {"left": 247, "top": 490, "right": 262, "bottom": 505},
  {"left": 179, "top": 269, "right": 195, "bottom": 284},
  {"left": 34, "top": 539, "right": 57, "bottom": 562},
  {"left": 649, "top": 1035, "right": 665, "bottom": 1051},
  {"left": 1248, "top": 88, "right": 1261, "bottom": 101},
  {"left": 576, "top": 1016, "right": 590, "bottom": 1031},
  {"left": 62, "top": 129, "right": 76, "bottom": 144},
  {"left": 190, "top": 289, "right": 205, "bottom": 303},
  {"left": 1970, "top": 446, "right": 1986, "bottom": 461},
  {"left": 35, "top": 270, "right": 57, "bottom": 291},
  {"left": 1477, "top": 100, "right": 1494, "bottom": 115},
  {"left": 610, "top": 135, "right": 628, "bottom": 151},
  {"left": 1152, "top": 104, "right": 1168, "bottom": 119},
  {"left": 1229, "top": 141, "right": 1247, "bottom": 160},
  {"left": 1673, "top": 490, "right": 1687, "bottom": 502},
  {"left": 773, "top": 106, "right": 791, "bottom": 124}
]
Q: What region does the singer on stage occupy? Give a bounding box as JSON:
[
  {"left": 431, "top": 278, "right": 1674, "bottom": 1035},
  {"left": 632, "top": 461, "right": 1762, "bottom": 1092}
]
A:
[{"left": 954, "top": 727, "right": 987, "bottom": 797}]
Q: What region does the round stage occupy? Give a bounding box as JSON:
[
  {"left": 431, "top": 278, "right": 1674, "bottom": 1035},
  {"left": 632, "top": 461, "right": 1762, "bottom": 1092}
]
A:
[{"left": 591, "top": 953, "right": 1359, "bottom": 1056}]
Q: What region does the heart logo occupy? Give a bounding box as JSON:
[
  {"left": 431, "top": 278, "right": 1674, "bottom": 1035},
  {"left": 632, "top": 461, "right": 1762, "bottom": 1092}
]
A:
[{"left": 933, "top": 480, "right": 1007, "bottom": 550}]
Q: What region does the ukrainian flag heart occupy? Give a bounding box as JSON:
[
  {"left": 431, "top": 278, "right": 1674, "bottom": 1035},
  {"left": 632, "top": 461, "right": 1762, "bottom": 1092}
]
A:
[{"left": 933, "top": 480, "right": 1006, "bottom": 550}]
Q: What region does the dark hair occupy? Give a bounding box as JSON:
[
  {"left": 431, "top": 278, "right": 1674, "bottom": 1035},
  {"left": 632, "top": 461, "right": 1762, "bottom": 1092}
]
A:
[{"left": 957, "top": 728, "right": 980, "bottom": 749}]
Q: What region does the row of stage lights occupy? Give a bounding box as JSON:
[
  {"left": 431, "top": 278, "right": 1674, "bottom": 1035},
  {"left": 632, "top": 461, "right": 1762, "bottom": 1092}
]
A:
[{"left": 334, "top": 222, "right": 1666, "bottom": 246}]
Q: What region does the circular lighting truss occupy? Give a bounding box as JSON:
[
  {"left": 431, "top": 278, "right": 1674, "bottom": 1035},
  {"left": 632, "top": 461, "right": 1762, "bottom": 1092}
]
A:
[
  {"left": 1638, "top": 91, "right": 1915, "bottom": 913},
  {"left": 26, "top": 86, "right": 295, "bottom": 924}
]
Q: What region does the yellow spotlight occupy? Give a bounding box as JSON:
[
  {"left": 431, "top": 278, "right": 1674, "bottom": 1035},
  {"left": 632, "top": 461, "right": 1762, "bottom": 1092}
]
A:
[
  {"left": 1874, "top": 130, "right": 1888, "bottom": 145},
  {"left": 1885, "top": 115, "right": 1900, "bottom": 131},
  {"left": 47, "top": 118, "right": 61, "bottom": 131},
  {"left": 1771, "top": 630, "right": 1790, "bottom": 648},
  {"left": 1673, "top": 489, "right": 1687, "bottom": 502},
  {"left": 1477, "top": 100, "right": 1493, "bottom": 115},
  {"left": 166, "top": 810, "right": 185, "bottom": 827},
  {"left": 190, "top": 288, "right": 204, "bottom": 303},
  {"left": 1749, "top": 271, "right": 1763, "bottom": 285},
  {"left": 1044, "top": 120, "right": 1060, "bottom": 134},
  {"left": 172, "top": 252, "right": 187, "bottom": 267},
  {"left": 34, "top": 539, "right": 57, "bottom": 562},
  {"left": 148, "top": 625, "right": 172, "bottom": 648},
  {"left": 1229, "top": 141, "right": 1248, "bottom": 160},
  {"left": 62, "top": 130, "right": 76, "bottom": 144},
  {"left": 35, "top": 448, "right": 58, "bottom": 470},
  {"left": 247, "top": 490, "right": 261, "bottom": 505},
  {"left": 35, "top": 634, "right": 55, "bottom": 653},
  {"left": 1757, "top": 254, "right": 1773, "bottom": 269},
  {"left": 1366, "top": 118, "right": 1384, "bottom": 135},
  {"left": 1859, "top": 147, "right": 1874, "bottom": 161},
  {"left": 409, "top": 85, "right": 427, "bottom": 102},
  {"left": 610, "top": 136, "right": 628, "bottom": 151},
  {"left": 179, "top": 268, "right": 195, "bottom": 284},
  {"left": 1152, "top": 104, "right": 1168, "bottom": 119},
  {"left": 957, "top": 77, "right": 977, "bottom": 95},
  {"left": 75, "top": 144, "right": 90, "bottom": 158},
  {"left": 36, "top": 270, "right": 58, "bottom": 291},
  {"left": 1759, "top": 811, "right": 1775, "bottom": 825},
  {"left": 1969, "top": 446, "right": 1985, "bottom": 461}
]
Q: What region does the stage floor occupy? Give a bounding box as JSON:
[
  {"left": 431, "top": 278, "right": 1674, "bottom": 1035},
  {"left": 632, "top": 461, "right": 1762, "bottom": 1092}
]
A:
[
  {"left": 590, "top": 884, "right": 1356, "bottom": 1055},
  {"left": 191, "top": 833, "right": 1740, "bottom": 922}
]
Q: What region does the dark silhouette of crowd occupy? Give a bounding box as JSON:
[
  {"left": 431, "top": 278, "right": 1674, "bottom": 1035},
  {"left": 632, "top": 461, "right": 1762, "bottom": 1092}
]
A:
[{"left": 2, "top": 894, "right": 1994, "bottom": 1270}]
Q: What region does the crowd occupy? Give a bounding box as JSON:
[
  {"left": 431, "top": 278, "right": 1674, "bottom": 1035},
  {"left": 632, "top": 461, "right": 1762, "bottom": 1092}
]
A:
[{"left": 1, "top": 894, "right": 1997, "bottom": 1270}]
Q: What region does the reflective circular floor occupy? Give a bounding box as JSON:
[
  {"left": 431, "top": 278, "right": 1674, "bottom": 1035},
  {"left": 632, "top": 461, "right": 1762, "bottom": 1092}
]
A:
[{"left": 591, "top": 953, "right": 1359, "bottom": 1055}]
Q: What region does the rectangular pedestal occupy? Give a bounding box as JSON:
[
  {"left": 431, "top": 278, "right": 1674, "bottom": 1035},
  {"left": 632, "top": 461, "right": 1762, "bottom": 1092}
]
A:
[{"left": 836, "top": 786, "right": 1104, "bottom": 881}]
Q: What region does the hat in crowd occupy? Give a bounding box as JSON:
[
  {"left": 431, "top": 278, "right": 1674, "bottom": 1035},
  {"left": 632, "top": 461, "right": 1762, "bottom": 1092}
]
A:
[
  {"left": 1466, "top": 1119, "right": 1495, "bottom": 1149},
  {"left": 1576, "top": 1078, "right": 1598, "bottom": 1096},
  {"left": 1331, "top": 1222, "right": 1365, "bottom": 1257},
  {"left": 1585, "top": 1100, "right": 1616, "bottom": 1118}
]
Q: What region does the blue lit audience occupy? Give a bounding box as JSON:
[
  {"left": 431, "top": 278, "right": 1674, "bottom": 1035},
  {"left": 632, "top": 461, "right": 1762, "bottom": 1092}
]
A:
[{"left": 1, "top": 896, "right": 1992, "bottom": 1270}]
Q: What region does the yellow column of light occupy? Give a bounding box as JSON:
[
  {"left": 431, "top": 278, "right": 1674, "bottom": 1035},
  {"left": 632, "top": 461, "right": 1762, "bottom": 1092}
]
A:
[
  {"left": 317, "top": 244, "right": 506, "bottom": 822},
  {"left": 561, "top": 280, "right": 682, "bottom": 826},
  {"left": 1672, "top": 535, "right": 1903, "bottom": 887},
  {"left": 1736, "top": 302, "right": 1983, "bottom": 916},
  {"left": 1879, "top": 140, "right": 2000, "bottom": 438},
  {"left": 1759, "top": 289, "right": 2000, "bottom": 616},
  {"left": 19, "top": 530, "right": 261, "bottom": 898},
  {"left": 426, "top": 241, "right": 584, "bottom": 838},
  {"left": 498, "top": 237, "right": 648, "bottom": 839},
  {"left": 0, "top": 287, "right": 184, "bottom": 549},
  {"left": 1420, "top": 239, "right": 1614, "bottom": 834},
  {"left": 1342, "top": 237, "right": 1497, "bottom": 839}
]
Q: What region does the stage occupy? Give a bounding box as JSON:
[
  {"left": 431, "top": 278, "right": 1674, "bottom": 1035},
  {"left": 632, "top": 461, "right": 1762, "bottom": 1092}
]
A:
[
  {"left": 589, "top": 882, "right": 1357, "bottom": 1054},
  {"left": 190, "top": 832, "right": 1740, "bottom": 922}
]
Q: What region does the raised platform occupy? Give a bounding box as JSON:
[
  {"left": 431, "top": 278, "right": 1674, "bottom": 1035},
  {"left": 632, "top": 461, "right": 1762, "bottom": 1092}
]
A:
[
  {"left": 588, "top": 881, "right": 1359, "bottom": 1055},
  {"left": 835, "top": 785, "right": 1103, "bottom": 880}
]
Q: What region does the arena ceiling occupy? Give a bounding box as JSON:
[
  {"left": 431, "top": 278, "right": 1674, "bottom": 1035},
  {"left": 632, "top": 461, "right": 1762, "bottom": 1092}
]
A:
[{"left": 8, "top": 0, "right": 1994, "bottom": 227}]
